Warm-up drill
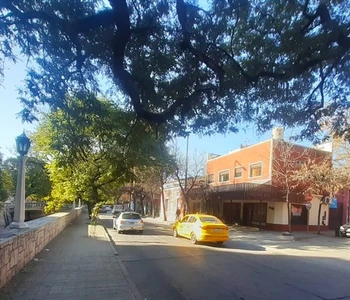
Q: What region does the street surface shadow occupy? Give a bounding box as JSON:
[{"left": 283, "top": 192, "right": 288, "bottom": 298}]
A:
[
  {"left": 224, "top": 241, "right": 266, "bottom": 251},
  {"left": 196, "top": 241, "right": 265, "bottom": 251}
]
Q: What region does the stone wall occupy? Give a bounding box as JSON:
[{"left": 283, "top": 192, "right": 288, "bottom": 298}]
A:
[{"left": 0, "top": 208, "right": 82, "bottom": 288}]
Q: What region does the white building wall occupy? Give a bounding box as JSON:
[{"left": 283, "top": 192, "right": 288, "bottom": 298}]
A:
[
  {"left": 307, "top": 197, "right": 329, "bottom": 226},
  {"left": 273, "top": 202, "right": 288, "bottom": 225},
  {"left": 266, "top": 202, "right": 275, "bottom": 224},
  {"left": 161, "top": 183, "right": 182, "bottom": 223}
]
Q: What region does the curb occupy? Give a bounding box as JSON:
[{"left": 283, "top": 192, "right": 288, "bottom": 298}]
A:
[{"left": 100, "top": 220, "right": 143, "bottom": 300}]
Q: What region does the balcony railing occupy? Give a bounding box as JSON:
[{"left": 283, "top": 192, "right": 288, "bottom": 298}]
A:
[
  {"left": 0, "top": 201, "right": 46, "bottom": 211},
  {"left": 25, "top": 202, "right": 46, "bottom": 210},
  {"left": 208, "top": 182, "right": 304, "bottom": 203}
]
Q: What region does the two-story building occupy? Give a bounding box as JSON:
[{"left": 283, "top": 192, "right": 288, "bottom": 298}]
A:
[
  {"left": 160, "top": 178, "right": 208, "bottom": 223},
  {"left": 206, "top": 128, "right": 332, "bottom": 231}
]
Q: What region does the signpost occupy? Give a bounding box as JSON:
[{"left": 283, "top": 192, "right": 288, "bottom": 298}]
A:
[
  {"left": 305, "top": 202, "right": 312, "bottom": 232},
  {"left": 329, "top": 198, "right": 337, "bottom": 209},
  {"left": 305, "top": 202, "right": 312, "bottom": 210}
]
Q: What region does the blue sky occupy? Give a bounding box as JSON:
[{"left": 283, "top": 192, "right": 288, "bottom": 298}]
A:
[{"left": 0, "top": 58, "right": 36, "bottom": 158}]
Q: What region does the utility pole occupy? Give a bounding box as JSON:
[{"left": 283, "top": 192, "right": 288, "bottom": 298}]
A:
[{"left": 184, "top": 134, "right": 189, "bottom": 212}]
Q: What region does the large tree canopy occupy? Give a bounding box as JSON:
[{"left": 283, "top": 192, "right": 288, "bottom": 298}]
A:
[
  {"left": 32, "top": 94, "right": 170, "bottom": 211},
  {"left": 1, "top": 0, "right": 349, "bottom": 139}
]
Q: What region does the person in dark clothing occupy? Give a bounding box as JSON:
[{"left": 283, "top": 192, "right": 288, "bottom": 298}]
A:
[{"left": 176, "top": 208, "right": 181, "bottom": 221}]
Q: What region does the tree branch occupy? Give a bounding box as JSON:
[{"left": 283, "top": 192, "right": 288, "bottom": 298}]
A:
[{"left": 176, "top": 0, "right": 225, "bottom": 89}]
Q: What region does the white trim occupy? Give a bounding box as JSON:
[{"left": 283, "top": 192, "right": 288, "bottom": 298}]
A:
[
  {"left": 234, "top": 166, "right": 243, "bottom": 178},
  {"left": 207, "top": 140, "right": 271, "bottom": 161},
  {"left": 218, "top": 169, "right": 230, "bottom": 183},
  {"left": 249, "top": 161, "right": 263, "bottom": 178},
  {"left": 269, "top": 138, "right": 273, "bottom": 181}
]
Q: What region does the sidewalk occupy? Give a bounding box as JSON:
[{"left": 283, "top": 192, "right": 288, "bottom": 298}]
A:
[{"left": 0, "top": 210, "right": 142, "bottom": 300}]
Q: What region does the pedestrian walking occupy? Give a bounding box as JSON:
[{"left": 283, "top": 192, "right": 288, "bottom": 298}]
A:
[{"left": 176, "top": 208, "right": 181, "bottom": 221}]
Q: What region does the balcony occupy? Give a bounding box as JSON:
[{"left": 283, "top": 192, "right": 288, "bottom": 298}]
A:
[{"left": 209, "top": 182, "right": 304, "bottom": 203}]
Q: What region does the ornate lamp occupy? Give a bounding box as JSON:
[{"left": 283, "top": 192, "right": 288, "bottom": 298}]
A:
[
  {"left": 10, "top": 132, "right": 31, "bottom": 229},
  {"left": 16, "top": 132, "right": 31, "bottom": 156}
]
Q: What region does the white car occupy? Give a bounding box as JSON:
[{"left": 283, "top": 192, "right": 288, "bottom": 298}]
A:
[
  {"left": 339, "top": 223, "right": 350, "bottom": 237},
  {"left": 113, "top": 212, "right": 144, "bottom": 234}
]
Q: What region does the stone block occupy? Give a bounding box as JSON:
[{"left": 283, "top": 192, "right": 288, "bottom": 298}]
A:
[
  {"left": 3, "top": 246, "right": 9, "bottom": 266},
  {"left": 16, "top": 257, "right": 24, "bottom": 272},
  {"left": 10, "top": 252, "right": 15, "bottom": 269},
  {"left": 0, "top": 265, "right": 7, "bottom": 287},
  {"left": 0, "top": 240, "right": 8, "bottom": 249},
  {"left": 0, "top": 246, "right": 7, "bottom": 267},
  {"left": 12, "top": 237, "right": 18, "bottom": 250},
  {"left": 14, "top": 247, "right": 19, "bottom": 263}
]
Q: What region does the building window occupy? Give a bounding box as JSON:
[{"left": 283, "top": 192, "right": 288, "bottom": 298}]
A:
[
  {"left": 219, "top": 170, "right": 230, "bottom": 182},
  {"left": 207, "top": 174, "right": 214, "bottom": 184},
  {"left": 249, "top": 163, "right": 262, "bottom": 177},
  {"left": 234, "top": 167, "right": 243, "bottom": 178},
  {"left": 291, "top": 205, "right": 307, "bottom": 225}
]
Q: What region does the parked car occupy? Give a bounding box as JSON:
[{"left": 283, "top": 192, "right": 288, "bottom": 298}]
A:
[
  {"left": 98, "top": 206, "right": 108, "bottom": 213},
  {"left": 112, "top": 204, "right": 124, "bottom": 215},
  {"left": 113, "top": 212, "right": 144, "bottom": 234},
  {"left": 339, "top": 223, "right": 350, "bottom": 237},
  {"left": 173, "top": 214, "right": 229, "bottom": 245}
]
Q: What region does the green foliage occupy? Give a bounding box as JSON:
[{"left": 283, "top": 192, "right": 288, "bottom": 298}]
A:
[
  {"left": 0, "top": 153, "right": 51, "bottom": 201},
  {"left": 44, "top": 198, "right": 63, "bottom": 214},
  {"left": 25, "top": 157, "right": 52, "bottom": 200},
  {"left": 2, "top": 156, "right": 51, "bottom": 200},
  {"left": 1, "top": 1, "right": 349, "bottom": 141},
  {"left": 32, "top": 94, "right": 171, "bottom": 209},
  {"left": 91, "top": 203, "right": 105, "bottom": 225},
  {"left": 0, "top": 152, "right": 14, "bottom": 201}
]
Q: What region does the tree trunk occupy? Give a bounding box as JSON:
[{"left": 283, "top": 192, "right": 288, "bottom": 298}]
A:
[
  {"left": 87, "top": 202, "right": 93, "bottom": 219},
  {"left": 92, "top": 186, "right": 99, "bottom": 204},
  {"left": 140, "top": 196, "right": 145, "bottom": 215},
  {"left": 160, "top": 186, "right": 167, "bottom": 221},
  {"left": 317, "top": 200, "right": 322, "bottom": 235},
  {"left": 287, "top": 201, "right": 291, "bottom": 233},
  {"left": 184, "top": 194, "right": 190, "bottom": 215},
  {"left": 151, "top": 193, "right": 155, "bottom": 218}
]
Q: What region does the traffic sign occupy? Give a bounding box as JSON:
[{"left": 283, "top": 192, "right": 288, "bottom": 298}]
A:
[
  {"left": 329, "top": 198, "right": 337, "bottom": 209},
  {"left": 305, "top": 193, "right": 313, "bottom": 201},
  {"left": 305, "top": 202, "right": 312, "bottom": 211}
]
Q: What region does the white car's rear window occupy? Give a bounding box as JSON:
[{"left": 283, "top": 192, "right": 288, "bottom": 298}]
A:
[{"left": 121, "top": 213, "right": 141, "bottom": 220}]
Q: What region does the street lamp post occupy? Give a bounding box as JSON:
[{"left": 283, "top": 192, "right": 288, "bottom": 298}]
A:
[{"left": 10, "top": 132, "right": 31, "bottom": 229}]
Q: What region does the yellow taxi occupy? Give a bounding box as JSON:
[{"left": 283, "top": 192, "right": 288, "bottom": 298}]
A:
[{"left": 173, "top": 214, "right": 229, "bottom": 244}]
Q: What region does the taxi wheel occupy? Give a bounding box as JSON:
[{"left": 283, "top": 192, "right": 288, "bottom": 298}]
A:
[
  {"left": 190, "top": 233, "right": 197, "bottom": 244},
  {"left": 173, "top": 228, "right": 178, "bottom": 237},
  {"left": 216, "top": 242, "right": 224, "bottom": 245}
]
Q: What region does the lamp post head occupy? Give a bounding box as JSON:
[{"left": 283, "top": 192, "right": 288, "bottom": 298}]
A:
[{"left": 16, "top": 132, "right": 31, "bottom": 156}]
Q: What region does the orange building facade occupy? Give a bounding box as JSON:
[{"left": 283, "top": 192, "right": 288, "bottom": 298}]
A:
[{"left": 206, "top": 131, "right": 332, "bottom": 231}]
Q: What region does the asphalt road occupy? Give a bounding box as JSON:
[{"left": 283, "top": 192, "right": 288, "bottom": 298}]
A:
[{"left": 99, "top": 214, "right": 350, "bottom": 300}]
